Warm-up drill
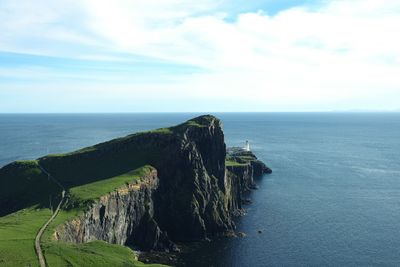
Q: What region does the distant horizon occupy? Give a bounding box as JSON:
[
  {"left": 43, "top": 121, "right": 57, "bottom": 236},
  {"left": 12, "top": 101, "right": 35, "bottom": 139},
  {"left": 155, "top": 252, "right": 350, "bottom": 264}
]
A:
[{"left": 1, "top": 110, "right": 399, "bottom": 115}]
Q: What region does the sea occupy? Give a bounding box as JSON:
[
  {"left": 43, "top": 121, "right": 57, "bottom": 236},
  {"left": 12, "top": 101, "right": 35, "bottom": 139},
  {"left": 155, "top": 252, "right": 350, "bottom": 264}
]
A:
[{"left": 1, "top": 113, "right": 400, "bottom": 267}]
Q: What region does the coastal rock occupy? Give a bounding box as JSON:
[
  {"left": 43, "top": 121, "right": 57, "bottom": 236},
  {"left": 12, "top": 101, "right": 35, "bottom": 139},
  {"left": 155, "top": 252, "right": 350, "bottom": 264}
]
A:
[
  {"left": 237, "top": 232, "right": 247, "bottom": 237},
  {"left": 252, "top": 160, "right": 272, "bottom": 175},
  {"left": 242, "top": 198, "right": 252, "bottom": 205}
]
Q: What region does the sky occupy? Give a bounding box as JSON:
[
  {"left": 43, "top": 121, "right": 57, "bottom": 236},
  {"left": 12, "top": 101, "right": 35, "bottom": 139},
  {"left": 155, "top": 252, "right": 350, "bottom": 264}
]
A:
[{"left": 0, "top": 0, "right": 399, "bottom": 113}]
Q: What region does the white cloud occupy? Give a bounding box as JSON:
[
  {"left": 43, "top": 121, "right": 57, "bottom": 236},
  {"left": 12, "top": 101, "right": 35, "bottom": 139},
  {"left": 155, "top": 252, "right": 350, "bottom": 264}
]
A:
[{"left": 0, "top": 0, "right": 399, "bottom": 111}]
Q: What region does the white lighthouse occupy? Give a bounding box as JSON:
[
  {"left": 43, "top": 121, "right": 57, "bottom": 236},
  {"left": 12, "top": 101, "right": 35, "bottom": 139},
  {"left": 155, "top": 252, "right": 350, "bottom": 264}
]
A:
[{"left": 244, "top": 140, "right": 250, "bottom": 151}]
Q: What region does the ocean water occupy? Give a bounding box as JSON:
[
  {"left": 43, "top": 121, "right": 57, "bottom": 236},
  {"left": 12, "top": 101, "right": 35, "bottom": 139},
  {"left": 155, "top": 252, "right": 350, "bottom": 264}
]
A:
[{"left": 1, "top": 113, "right": 400, "bottom": 266}]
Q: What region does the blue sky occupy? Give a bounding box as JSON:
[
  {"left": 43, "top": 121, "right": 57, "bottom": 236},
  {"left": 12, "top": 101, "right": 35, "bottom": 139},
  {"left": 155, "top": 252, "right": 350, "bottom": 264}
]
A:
[{"left": 0, "top": 0, "right": 399, "bottom": 112}]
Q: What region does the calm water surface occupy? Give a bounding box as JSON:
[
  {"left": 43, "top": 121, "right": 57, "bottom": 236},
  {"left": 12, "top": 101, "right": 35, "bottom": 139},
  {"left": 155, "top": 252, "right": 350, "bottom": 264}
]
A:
[{"left": 1, "top": 113, "right": 400, "bottom": 266}]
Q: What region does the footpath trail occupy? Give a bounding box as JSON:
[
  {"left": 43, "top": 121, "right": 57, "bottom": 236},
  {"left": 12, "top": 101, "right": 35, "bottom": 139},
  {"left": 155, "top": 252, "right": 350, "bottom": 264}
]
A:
[{"left": 35, "top": 164, "right": 66, "bottom": 267}]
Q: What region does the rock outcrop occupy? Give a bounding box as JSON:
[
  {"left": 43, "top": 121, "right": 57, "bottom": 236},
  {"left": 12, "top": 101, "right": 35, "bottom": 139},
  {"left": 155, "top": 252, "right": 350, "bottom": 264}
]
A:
[{"left": 225, "top": 148, "right": 272, "bottom": 214}]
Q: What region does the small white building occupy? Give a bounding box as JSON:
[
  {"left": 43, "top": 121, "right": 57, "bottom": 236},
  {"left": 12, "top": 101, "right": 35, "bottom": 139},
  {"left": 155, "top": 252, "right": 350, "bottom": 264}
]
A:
[{"left": 244, "top": 140, "right": 250, "bottom": 151}]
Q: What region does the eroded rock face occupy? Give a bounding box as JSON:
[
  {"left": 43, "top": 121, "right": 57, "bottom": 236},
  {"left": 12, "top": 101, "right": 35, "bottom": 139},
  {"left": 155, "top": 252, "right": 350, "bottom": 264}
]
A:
[
  {"left": 55, "top": 169, "right": 174, "bottom": 251},
  {"left": 152, "top": 116, "right": 235, "bottom": 241}
]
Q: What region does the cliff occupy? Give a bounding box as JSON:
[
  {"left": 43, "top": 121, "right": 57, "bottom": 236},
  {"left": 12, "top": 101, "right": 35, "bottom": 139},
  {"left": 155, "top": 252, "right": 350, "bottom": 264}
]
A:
[
  {"left": 225, "top": 148, "right": 272, "bottom": 213},
  {"left": 0, "top": 115, "right": 272, "bottom": 263},
  {"left": 54, "top": 167, "right": 175, "bottom": 251},
  {"left": 226, "top": 147, "right": 272, "bottom": 189}
]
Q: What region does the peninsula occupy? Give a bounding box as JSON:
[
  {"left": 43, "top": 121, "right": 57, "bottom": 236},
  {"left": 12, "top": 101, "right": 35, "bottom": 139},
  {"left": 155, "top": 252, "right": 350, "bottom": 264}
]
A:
[{"left": 0, "top": 115, "right": 271, "bottom": 266}]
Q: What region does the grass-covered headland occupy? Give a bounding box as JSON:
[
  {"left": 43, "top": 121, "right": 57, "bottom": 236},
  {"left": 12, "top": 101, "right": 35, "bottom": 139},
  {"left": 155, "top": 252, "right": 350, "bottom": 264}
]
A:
[
  {"left": 0, "top": 115, "right": 271, "bottom": 267},
  {"left": 0, "top": 116, "right": 219, "bottom": 266}
]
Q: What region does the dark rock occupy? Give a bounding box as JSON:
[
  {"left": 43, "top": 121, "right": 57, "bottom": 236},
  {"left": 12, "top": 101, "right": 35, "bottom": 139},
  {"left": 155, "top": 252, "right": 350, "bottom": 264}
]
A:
[
  {"left": 252, "top": 160, "right": 272, "bottom": 175},
  {"left": 250, "top": 184, "right": 259, "bottom": 190},
  {"left": 224, "top": 231, "right": 237, "bottom": 238},
  {"left": 237, "top": 232, "right": 247, "bottom": 237},
  {"left": 242, "top": 198, "right": 252, "bottom": 205},
  {"left": 151, "top": 115, "right": 235, "bottom": 241}
]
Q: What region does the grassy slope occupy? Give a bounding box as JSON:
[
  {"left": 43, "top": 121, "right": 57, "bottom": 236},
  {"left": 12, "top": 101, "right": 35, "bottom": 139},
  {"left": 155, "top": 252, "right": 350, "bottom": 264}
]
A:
[
  {"left": 0, "top": 160, "right": 61, "bottom": 216},
  {"left": 0, "top": 208, "right": 165, "bottom": 267},
  {"left": 0, "top": 207, "right": 51, "bottom": 267},
  {"left": 225, "top": 159, "right": 248, "bottom": 167},
  {"left": 43, "top": 241, "right": 165, "bottom": 267},
  {"left": 226, "top": 149, "right": 258, "bottom": 167},
  {"left": 38, "top": 133, "right": 169, "bottom": 189},
  {"left": 70, "top": 165, "right": 153, "bottom": 202}
]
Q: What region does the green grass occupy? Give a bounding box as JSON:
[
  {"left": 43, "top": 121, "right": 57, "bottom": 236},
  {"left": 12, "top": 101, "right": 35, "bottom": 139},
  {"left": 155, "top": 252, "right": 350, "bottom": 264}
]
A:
[
  {"left": 38, "top": 141, "right": 166, "bottom": 189},
  {"left": 70, "top": 165, "right": 153, "bottom": 202},
  {"left": 146, "top": 127, "right": 173, "bottom": 135},
  {"left": 171, "top": 117, "right": 212, "bottom": 131},
  {"left": 43, "top": 241, "right": 166, "bottom": 267},
  {"left": 0, "top": 207, "right": 166, "bottom": 267},
  {"left": 225, "top": 149, "right": 258, "bottom": 168},
  {"left": 235, "top": 155, "right": 256, "bottom": 161},
  {"left": 45, "top": 128, "right": 172, "bottom": 160},
  {"left": 182, "top": 120, "right": 204, "bottom": 128},
  {"left": 0, "top": 207, "right": 51, "bottom": 267},
  {"left": 225, "top": 160, "right": 248, "bottom": 167},
  {"left": 0, "top": 160, "right": 61, "bottom": 216}
]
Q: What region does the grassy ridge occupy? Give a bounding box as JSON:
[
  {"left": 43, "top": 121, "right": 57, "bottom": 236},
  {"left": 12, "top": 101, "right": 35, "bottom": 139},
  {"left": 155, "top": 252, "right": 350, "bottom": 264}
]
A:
[
  {"left": 226, "top": 148, "right": 258, "bottom": 167},
  {"left": 225, "top": 159, "right": 248, "bottom": 167},
  {"left": 0, "top": 160, "right": 61, "bottom": 216},
  {"left": 38, "top": 133, "right": 170, "bottom": 189},
  {"left": 70, "top": 165, "right": 153, "bottom": 202}
]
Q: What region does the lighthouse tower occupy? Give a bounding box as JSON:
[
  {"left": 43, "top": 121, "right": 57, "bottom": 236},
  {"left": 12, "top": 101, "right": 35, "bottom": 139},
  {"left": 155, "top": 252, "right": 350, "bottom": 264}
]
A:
[{"left": 244, "top": 140, "right": 250, "bottom": 151}]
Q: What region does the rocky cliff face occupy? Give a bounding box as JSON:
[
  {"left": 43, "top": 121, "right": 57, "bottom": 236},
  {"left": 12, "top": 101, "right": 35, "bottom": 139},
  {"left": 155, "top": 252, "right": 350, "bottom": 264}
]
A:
[
  {"left": 152, "top": 116, "right": 234, "bottom": 241},
  {"left": 225, "top": 149, "right": 272, "bottom": 214},
  {"left": 48, "top": 115, "right": 271, "bottom": 250},
  {"left": 54, "top": 168, "right": 174, "bottom": 251}
]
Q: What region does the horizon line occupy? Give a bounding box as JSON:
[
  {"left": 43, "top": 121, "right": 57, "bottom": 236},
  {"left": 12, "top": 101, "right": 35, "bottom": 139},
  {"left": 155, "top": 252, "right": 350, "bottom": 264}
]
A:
[{"left": 0, "top": 111, "right": 399, "bottom": 115}]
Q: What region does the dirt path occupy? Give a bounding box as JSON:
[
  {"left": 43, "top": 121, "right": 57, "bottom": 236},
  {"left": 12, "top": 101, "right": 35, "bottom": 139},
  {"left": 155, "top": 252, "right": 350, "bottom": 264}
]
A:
[{"left": 35, "top": 164, "right": 66, "bottom": 267}]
